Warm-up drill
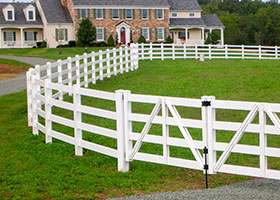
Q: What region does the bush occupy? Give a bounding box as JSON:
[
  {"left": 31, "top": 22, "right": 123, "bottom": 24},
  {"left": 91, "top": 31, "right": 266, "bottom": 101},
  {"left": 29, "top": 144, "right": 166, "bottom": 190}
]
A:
[
  {"left": 97, "top": 42, "right": 107, "bottom": 47},
  {"left": 137, "top": 35, "right": 146, "bottom": 44},
  {"left": 107, "top": 34, "right": 115, "bottom": 46},
  {"left": 68, "top": 40, "right": 76, "bottom": 47},
  {"left": 36, "top": 40, "right": 47, "bottom": 48},
  {"left": 165, "top": 35, "right": 172, "bottom": 44},
  {"left": 56, "top": 44, "right": 70, "bottom": 48}
]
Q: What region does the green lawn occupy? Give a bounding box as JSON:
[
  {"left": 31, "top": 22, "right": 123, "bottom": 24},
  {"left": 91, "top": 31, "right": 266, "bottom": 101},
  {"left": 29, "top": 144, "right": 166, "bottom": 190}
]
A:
[
  {"left": 0, "top": 47, "right": 112, "bottom": 60},
  {"left": 0, "top": 58, "right": 31, "bottom": 67},
  {"left": 1, "top": 59, "right": 280, "bottom": 199}
]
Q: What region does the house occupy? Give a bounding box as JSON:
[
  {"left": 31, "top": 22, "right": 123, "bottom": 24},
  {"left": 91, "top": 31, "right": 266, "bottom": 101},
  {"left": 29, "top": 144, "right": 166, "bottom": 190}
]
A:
[{"left": 0, "top": 0, "right": 224, "bottom": 48}]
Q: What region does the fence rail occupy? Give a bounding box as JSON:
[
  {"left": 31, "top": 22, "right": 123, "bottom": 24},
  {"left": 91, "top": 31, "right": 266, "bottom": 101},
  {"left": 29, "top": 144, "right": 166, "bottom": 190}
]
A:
[{"left": 26, "top": 43, "right": 280, "bottom": 180}]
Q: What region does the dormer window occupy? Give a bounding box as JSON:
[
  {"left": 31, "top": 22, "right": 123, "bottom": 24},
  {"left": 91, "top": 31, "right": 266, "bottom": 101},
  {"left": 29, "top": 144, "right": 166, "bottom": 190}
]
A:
[
  {"left": 189, "top": 13, "right": 195, "bottom": 17},
  {"left": 6, "top": 9, "right": 14, "bottom": 21},
  {"left": 28, "top": 9, "right": 35, "bottom": 21}
]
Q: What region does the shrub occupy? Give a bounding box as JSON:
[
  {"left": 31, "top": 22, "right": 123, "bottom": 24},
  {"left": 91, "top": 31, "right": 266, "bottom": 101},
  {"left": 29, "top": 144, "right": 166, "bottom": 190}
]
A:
[
  {"left": 165, "top": 35, "right": 173, "bottom": 44},
  {"left": 97, "top": 42, "right": 107, "bottom": 47},
  {"left": 107, "top": 34, "right": 115, "bottom": 46},
  {"left": 36, "top": 41, "right": 47, "bottom": 48},
  {"left": 77, "top": 18, "right": 96, "bottom": 47},
  {"left": 36, "top": 41, "right": 42, "bottom": 48},
  {"left": 56, "top": 44, "right": 69, "bottom": 48},
  {"left": 68, "top": 40, "right": 76, "bottom": 47},
  {"left": 137, "top": 35, "right": 146, "bottom": 44}
]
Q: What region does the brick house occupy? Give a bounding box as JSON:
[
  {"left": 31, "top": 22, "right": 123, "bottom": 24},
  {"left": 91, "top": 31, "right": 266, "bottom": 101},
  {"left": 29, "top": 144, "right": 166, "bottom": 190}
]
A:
[{"left": 0, "top": 0, "right": 224, "bottom": 48}]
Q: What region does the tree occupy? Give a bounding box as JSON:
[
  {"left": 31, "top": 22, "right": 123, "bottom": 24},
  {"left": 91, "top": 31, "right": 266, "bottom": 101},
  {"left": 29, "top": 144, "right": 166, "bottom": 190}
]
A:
[
  {"left": 107, "top": 34, "right": 115, "bottom": 46},
  {"left": 165, "top": 35, "right": 173, "bottom": 43},
  {"left": 137, "top": 35, "right": 146, "bottom": 44},
  {"left": 77, "top": 18, "right": 96, "bottom": 47}
]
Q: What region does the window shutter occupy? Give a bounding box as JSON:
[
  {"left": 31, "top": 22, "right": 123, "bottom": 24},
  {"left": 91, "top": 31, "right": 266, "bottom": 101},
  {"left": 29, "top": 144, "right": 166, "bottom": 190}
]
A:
[
  {"left": 87, "top": 9, "right": 90, "bottom": 18},
  {"left": 119, "top": 9, "right": 122, "bottom": 19},
  {"left": 140, "top": 9, "right": 142, "bottom": 19},
  {"left": 4, "top": 32, "right": 6, "bottom": 41},
  {"left": 164, "top": 28, "right": 167, "bottom": 39},
  {"left": 24, "top": 32, "right": 27, "bottom": 41},
  {"left": 103, "top": 28, "right": 106, "bottom": 41},
  {"left": 103, "top": 9, "right": 105, "bottom": 19},
  {"left": 123, "top": 9, "right": 126, "bottom": 18},
  {"left": 155, "top": 9, "right": 157, "bottom": 19},
  {"left": 133, "top": 9, "right": 135, "bottom": 19},
  {"left": 13, "top": 32, "right": 16, "bottom": 41},
  {"left": 140, "top": 28, "right": 143, "bottom": 37},
  {"left": 34, "top": 32, "right": 37, "bottom": 41},
  {"left": 149, "top": 9, "right": 151, "bottom": 19},
  {"left": 55, "top": 29, "right": 58, "bottom": 41},
  {"left": 155, "top": 28, "right": 158, "bottom": 40},
  {"left": 93, "top": 9, "right": 96, "bottom": 19},
  {"left": 149, "top": 28, "right": 152, "bottom": 40},
  {"left": 110, "top": 9, "right": 112, "bottom": 19},
  {"left": 65, "top": 29, "right": 68, "bottom": 41},
  {"left": 77, "top": 9, "right": 80, "bottom": 19}
]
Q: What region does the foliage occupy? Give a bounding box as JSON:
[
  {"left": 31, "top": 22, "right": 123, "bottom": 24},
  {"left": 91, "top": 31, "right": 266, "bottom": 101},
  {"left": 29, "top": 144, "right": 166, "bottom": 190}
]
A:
[
  {"left": 68, "top": 40, "right": 76, "bottom": 47},
  {"left": 137, "top": 35, "right": 146, "bottom": 44},
  {"left": 202, "top": 0, "right": 280, "bottom": 45},
  {"left": 107, "top": 34, "right": 115, "bottom": 46},
  {"left": 1, "top": 59, "right": 280, "bottom": 199},
  {"left": 205, "top": 32, "right": 219, "bottom": 44},
  {"left": 165, "top": 35, "right": 173, "bottom": 44},
  {"left": 36, "top": 41, "right": 47, "bottom": 48},
  {"left": 77, "top": 18, "right": 96, "bottom": 47}
]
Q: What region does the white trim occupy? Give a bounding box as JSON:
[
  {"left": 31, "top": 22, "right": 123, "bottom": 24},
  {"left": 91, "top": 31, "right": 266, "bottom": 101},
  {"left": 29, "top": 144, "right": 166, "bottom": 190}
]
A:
[
  {"left": 27, "top": 9, "right": 36, "bottom": 21},
  {"left": 74, "top": 6, "right": 169, "bottom": 9},
  {"left": 96, "top": 8, "right": 104, "bottom": 20},
  {"left": 156, "top": 9, "right": 164, "bottom": 20},
  {"left": 112, "top": 9, "right": 120, "bottom": 20},
  {"left": 156, "top": 27, "right": 165, "bottom": 41},
  {"left": 141, "top": 9, "right": 149, "bottom": 20},
  {"left": 6, "top": 9, "right": 14, "bottom": 21},
  {"left": 125, "top": 9, "right": 133, "bottom": 20},
  {"left": 141, "top": 27, "right": 150, "bottom": 41},
  {"left": 96, "top": 27, "right": 104, "bottom": 42},
  {"left": 116, "top": 22, "right": 131, "bottom": 45}
]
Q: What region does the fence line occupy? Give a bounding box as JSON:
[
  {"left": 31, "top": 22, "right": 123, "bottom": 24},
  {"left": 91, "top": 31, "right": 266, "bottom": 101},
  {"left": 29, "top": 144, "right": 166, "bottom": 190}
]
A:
[{"left": 26, "top": 43, "right": 280, "bottom": 180}]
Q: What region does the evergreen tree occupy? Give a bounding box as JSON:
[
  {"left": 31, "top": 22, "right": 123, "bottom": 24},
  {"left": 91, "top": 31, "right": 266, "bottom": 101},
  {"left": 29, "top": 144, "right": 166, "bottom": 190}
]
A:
[{"left": 77, "top": 18, "right": 96, "bottom": 47}]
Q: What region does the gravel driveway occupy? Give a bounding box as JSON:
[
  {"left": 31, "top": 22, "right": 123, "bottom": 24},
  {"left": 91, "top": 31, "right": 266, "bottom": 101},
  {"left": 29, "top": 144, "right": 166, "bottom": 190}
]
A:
[{"left": 0, "top": 55, "right": 54, "bottom": 97}]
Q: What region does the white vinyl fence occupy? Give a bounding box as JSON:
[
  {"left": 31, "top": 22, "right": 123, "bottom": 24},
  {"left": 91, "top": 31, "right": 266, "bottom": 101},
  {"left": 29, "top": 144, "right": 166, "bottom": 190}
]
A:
[{"left": 26, "top": 43, "right": 280, "bottom": 180}]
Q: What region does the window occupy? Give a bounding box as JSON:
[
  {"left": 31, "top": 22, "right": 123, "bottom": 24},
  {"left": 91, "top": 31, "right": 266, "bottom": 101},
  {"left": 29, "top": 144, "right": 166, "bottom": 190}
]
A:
[
  {"left": 156, "top": 28, "right": 164, "bottom": 41},
  {"left": 178, "top": 32, "right": 186, "bottom": 39},
  {"left": 56, "top": 29, "right": 67, "bottom": 41},
  {"left": 96, "top": 9, "right": 103, "bottom": 19},
  {"left": 172, "top": 13, "right": 177, "bottom": 17},
  {"left": 25, "top": 31, "right": 35, "bottom": 41},
  {"left": 141, "top": 28, "right": 150, "bottom": 41},
  {"left": 112, "top": 9, "right": 119, "bottom": 19},
  {"left": 156, "top": 9, "right": 164, "bottom": 19},
  {"left": 189, "top": 13, "right": 195, "bottom": 17},
  {"left": 79, "top": 9, "right": 89, "bottom": 19},
  {"left": 7, "top": 10, "right": 14, "bottom": 21},
  {"left": 5, "top": 31, "right": 14, "bottom": 41},
  {"left": 141, "top": 9, "right": 149, "bottom": 19},
  {"left": 96, "top": 28, "right": 104, "bottom": 41},
  {"left": 125, "top": 9, "right": 132, "bottom": 19},
  {"left": 28, "top": 10, "right": 35, "bottom": 21}
]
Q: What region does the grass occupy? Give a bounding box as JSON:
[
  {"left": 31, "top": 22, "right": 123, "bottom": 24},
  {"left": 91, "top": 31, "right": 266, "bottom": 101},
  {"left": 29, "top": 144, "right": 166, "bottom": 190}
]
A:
[
  {"left": 1, "top": 59, "right": 280, "bottom": 199},
  {"left": 0, "top": 47, "right": 112, "bottom": 60},
  {"left": 0, "top": 59, "right": 31, "bottom": 80}
]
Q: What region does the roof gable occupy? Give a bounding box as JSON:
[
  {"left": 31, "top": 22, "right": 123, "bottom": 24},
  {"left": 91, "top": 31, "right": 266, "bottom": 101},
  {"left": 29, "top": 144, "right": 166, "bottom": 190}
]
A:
[{"left": 167, "top": 0, "right": 202, "bottom": 11}]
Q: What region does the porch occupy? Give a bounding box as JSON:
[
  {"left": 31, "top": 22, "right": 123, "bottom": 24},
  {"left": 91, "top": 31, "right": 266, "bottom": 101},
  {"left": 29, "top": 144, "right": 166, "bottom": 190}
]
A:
[{"left": 0, "top": 27, "right": 43, "bottom": 48}]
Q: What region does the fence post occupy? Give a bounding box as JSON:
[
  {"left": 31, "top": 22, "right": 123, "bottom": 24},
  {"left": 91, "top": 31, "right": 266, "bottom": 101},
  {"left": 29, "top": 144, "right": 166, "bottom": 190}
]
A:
[
  {"left": 209, "top": 44, "right": 212, "bottom": 60},
  {"left": 162, "top": 98, "right": 169, "bottom": 164},
  {"left": 172, "top": 43, "right": 175, "bottom": 60},
  {"left": 116, "top": 90, "right": 129, "bottom": 172},
  {"left": 195, "top": 44, "right": 198, "bottom": 59},
  {"left": 120, "top": 47, "right": 124, "bottom": 74},
  {"left": 91, "top": 52, "right": 96, "bottom": 84},
  {"left": 123, "top": 90, "right": 132, "bottom": 163},
  {"left": 83, "top": 53, "right": 88, "bottom": 87},
  {"left": 134, "top": 43, "right": 139, "bottom": 70},
  {"left": 130, "top": 44, "right": 135, "bottom": 71},
  {"left": 275, "top": 46, "right": 278, "bottom": 59},
  {"left": 242, "top": 45, "right": 245, "bottom": 59},
  {"left": 113, "top": 48, "right": 117, "bottom": 75},
  {"left": 106, "top": 49, "right": 111, "bottom": 78},
  {"left": 26, "top": 69, "right": 32, "bottom": 127},
  {"left": 259, "top": 104, "right": 267, "bottom": 177},
  {"left": 207, "top": 96, "right": 216, "bottom": 174},
  {"left": 161, "top": 43, "right": 164, "bottom": 61},
  {"left": 184, "top": 43, "right": 187, "bottom": 59},
  {"left": 141, "top": 43, "right": 144, "bottom": 60},
  {"left": 73, "top": 84, "right": 83, "bottom": 156},
  {"left": 31, "top": 67, "right": 40, "bottom": 135},
  {"left": 75, "top": 55, "right": 80, "bottom": 85},
  {"left": 259, "top": 45, "right": 261, "bottom": 60},
  {"left": 46, "top": 62, "right": 52, "bottom": 81},
  {"left": 225, "top": 44, "right": 228, "bottom": 59},
  {"left": 99, "top": 50, "right": 103, "bottom": 80},
  {"left": 67, "top": 57, "right": 72, "bottom": 96},
  {"left": 150, "top": 42, "right": 153, "bottom": 61},
  {"left": 57, "top": 59, "right": 63, "bottom": 100},
  {"left": 125, "top": 46, "right": 129, "bottom": 72},
  {"left": 44, "top": 79, "right": 52, "bottom": 143}
]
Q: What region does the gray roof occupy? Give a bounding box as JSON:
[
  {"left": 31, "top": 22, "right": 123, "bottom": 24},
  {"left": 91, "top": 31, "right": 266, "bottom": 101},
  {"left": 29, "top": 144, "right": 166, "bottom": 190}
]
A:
[
  {"left": 72, "top": 0, "right": 170, "bottom": 7},
  {"left": 170, "top": 14, "right": 224, "bottom": 27},
  {"left": 168, "top": 0, "right": 201, "bottom": 11},
  {"left": 39, "top": 0, "right": 73, "bottom": 23},
  {"left": 0, "top": 3, "right": 42, "bottom": 25},
  {"left": 202, "top": 14, "right": 224, "bottom": 27}
]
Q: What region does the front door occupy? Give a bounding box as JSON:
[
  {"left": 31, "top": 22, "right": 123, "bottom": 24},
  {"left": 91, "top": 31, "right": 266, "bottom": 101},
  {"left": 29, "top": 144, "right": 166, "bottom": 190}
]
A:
[{"left": 120, "top": 27, "right": 126, "bottom": 45}]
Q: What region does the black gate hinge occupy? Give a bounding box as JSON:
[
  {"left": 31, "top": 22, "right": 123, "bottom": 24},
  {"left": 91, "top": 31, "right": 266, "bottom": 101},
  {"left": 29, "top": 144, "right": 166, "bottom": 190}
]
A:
[
  {"left": 204, "top": 164, "right": 209, "bottom": 170},
  {"left": 203, "top": 147, "right": 208, "bottom": 154},
  {"left": 202, "top": 101, "right": 211, "bottom": 107}
]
